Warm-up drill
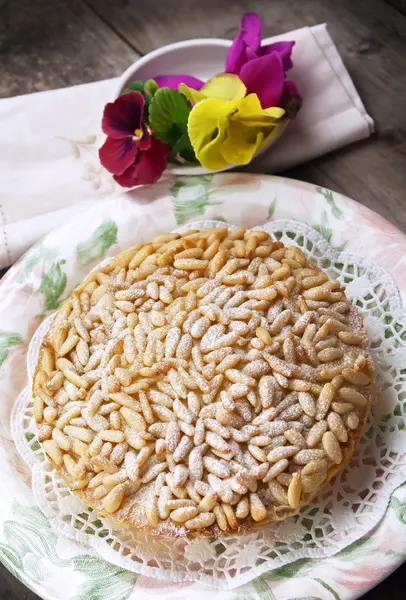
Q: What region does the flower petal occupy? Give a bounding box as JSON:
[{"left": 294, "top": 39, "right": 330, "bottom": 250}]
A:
[
  {"left": 102, "top": 91, "right": 144, "bottom": 139},
  {"left": 225, "top": 13, "right": 262, "bottom": 74},
  {"left": 112, "top": 164, "right": 138, "bottom": 188},
  {"left": 239, "top": 52, "right": 284, "bottom": 108},
  {"left": 225, "top": 33, "right": 248, "bottom": 74},
  {"left": 260, "top": 121, "right": 284, "bottom": 147},
  {"left": 114, "top": 138, "right": 170, "bottom": 187},
  {"left": 200, "top": 73, "right": 247, "bottom": 101},
  {"left": 188, "top": 98, "right": 233, "bottom": 170},
  {"left": 99, "top": 136, "right": 138, "bottom": 175},
  {"left": 261, "top": 41, "right": 295, "bottom": 71},
  {"left": 154, "top": 75, "right": 204, "bottom": 91},
  {"left": 139, "top": 123, "right": 152, "bottom": 151},
  {"left": 232, "top": 94, "right": 285, "bottom": 126},
  {"left": 178, "top": 83, "right": 206, "bottom": 104},
  {"left": 220, "top": 120, "right": 264, "bottom": 165},
  {"left": 240, "top": 12, "right": 262, "bottom": 52}
]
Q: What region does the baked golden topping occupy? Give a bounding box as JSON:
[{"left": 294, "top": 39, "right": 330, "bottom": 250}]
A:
[{"left": 33, "top": 227, "right": 374, "bottom": 535}]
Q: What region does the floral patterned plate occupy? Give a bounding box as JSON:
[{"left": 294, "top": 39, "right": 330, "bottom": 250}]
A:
[{"left": 0, "top": 173, "right": 405, "bottom": 600}]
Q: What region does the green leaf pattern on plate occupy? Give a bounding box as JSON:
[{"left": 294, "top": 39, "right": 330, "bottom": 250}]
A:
[
  {"left": 0, "top": 542, "right": 23, "bottom": 580},
  {"left": 170, "top": 175, "right": 222, "bottom": 225},
  {"left": 268, "top": 198, "right": 277, "bottom": 219},
  {"left": 17, "top": 241, "right": 57, "bottom": 284},
  {"left": 73, "top": 555, "right": 136, "bottom": 600},
  {"left": 0, "top": 502, "right": 136, "bottom": 599},
  {"left": 312, "top": 578, "right": 341, "bottom": 600},
  {"left": 0, "top": 330, "right": 23, "bottom": 367},
  {"left": 14, "top": 240, "right": 69, "bottom": 312},
  {"left": 38, "top": 259, "right": 67, "bottom": 311},
  {"left": 390, "top": 496, "right": 406, "bottom": 525},
  {"left": 313, "top": 211, "right": 347, "bottom": 252},
  {"left": 76, "top": 220, "right": 118, "bottom": 267},
  {"left": 316, "top": 187, "right": 344, "bottom": 219},
  {"left": 313, "top": 187, "right": 347, "bottom": 250},
  {"left": 260, "top": 557, "right": 316, "bottom": 581},
  {"left": 313, "top": 210, "right": 333, "bottom": 244},
  {"left": 252, "top": 578, "right": 277, "bottom": 599}
]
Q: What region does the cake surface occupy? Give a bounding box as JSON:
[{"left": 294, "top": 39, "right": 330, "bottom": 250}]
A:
[{"left": 33, "top": 227, "right": 374, "bottom": 536}]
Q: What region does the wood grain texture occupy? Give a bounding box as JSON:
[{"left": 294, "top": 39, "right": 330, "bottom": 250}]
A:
[
  {"left": 1, "top": 0, "right": 406, "bottom": 598},
  {"left": 386, "top": 0, "right": 406, "bottom": 16},
  {"left": 0, "top": 0, "right": 139, "bottom": 97}
]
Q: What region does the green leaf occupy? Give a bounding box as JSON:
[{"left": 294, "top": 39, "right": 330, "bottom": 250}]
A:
[
  {"left": 170, "top": 132, "right": 197, "bottom": 163},
  {"left": 153, "top": 126, "right": 180, "bottom": 146},
  {"left": 212, "top": 216, "right": 228, "bottom": 222},
  {"left": 252, "top": 578, "right": 277, "bottom": 599},
  {"left": 38, "top": 259, "right": 67, "bottom": 311},
  {"left": 313, "top": 578, "right": 341, "bottom": 600},
  {"left": 390, "top": 495, "right": 406, "bottom": 525},
  {"left": 0, "top": 542, "right": 24, "bottom": 580},
  {"left": 316, "top": 186, "right": 343, "bottom": 219},
  {"left": 149, "top": 87, "right": 191, "bottom": 134},
  {"left": 22, "top": 552, "right": 50, "bottom": 585},
  {"left": 144, "top": 79, "right": 158, "bottom": 96},
  {"left": 3, "top": 519, "right": 69, "bottom": 568},
  {"left": 172, "top": 133, "right": 195, "bottom": 156},
  {"left": 170, "top": 176, "right": 221, "bottom": 225},
  {"left": 0, "top": 330, "right": 23, "bottom": 367},
  {"left": 73, "top": 555, "right": 136, "bottom": 600},
  {"left": 127, "top": 81, "right": 144, "bottom": 92},
  {"left": 12, "top": 501, "right": 50, "bottom": 531},
  {"left": 268, "top": 198, "right": 277, "bottom": 219},
  {"left": 261, "top": 557, "right": 316, "bottom": 580},
  {"left": 313, "top": 211, "right": 333, "bottom": 244},
  {"left": 76, "top": 220, "right": 118, "bottom": 267},
  {"left": 334, "top": 241, "right": 348, "bottom": 252},
  {"left": 337, "top": 534, "right": 373, "bottom": 559},
  {"left": 17, "top": 241, "right": 57, "bottom": 284}
]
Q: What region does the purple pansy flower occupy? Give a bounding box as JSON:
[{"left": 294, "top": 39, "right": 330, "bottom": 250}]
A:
[
  {"left": 154, "top": 75, "right": 204, "bottom": 92},
  {"left": 225, "top": 12, "right": 299, "bottom": 110},
  {"left": 99, "top": 91, "right": 170, "bottom": 187}
]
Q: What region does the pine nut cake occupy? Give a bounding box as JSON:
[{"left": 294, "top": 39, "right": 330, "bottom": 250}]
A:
[{"left": 33, "top": 227, "right": 374, "bottom": 536}]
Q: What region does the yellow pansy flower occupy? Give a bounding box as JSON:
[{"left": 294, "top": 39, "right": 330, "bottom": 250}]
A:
[
  {"left": 179, "top": 73, "right": 247, "bottom": 104},
  {"left": 185, "top": 89, "right": 285, "bottom": 170}
]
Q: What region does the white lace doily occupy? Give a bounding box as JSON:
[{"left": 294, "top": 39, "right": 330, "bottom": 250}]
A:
[{"left": 11, "top": 219, "right": 406, "bottom": 589}]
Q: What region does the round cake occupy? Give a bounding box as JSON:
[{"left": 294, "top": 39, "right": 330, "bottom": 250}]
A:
[{"left": 33, "top": 227, "right": 374, "bottom": 536}]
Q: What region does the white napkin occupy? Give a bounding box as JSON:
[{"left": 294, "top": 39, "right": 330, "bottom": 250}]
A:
[{"left": 0, "top": 23, "right": 373, "bottom": 269}]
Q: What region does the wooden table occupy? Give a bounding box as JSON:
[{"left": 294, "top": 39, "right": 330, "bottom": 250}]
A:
[{"left": 0, "top": 0, "right": 405, "bottom": 598}]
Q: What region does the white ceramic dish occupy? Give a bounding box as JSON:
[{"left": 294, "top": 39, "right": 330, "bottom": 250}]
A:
[
  {"left": 112, "top": 38, "right": 288, "bottom": 176},
  {"left": 1, "top": 174, "right": 406, "bottom": 600}
]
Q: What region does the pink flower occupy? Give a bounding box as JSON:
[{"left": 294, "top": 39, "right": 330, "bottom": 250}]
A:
[
  {"left": 99, "top": 91, "right": 170, "bottom": 187},
  {"left": 225, "top": 13, "right": 301, "bottom": 112},
  {"left": 154, "top": 75, "right": 204, "bottom": 91}
]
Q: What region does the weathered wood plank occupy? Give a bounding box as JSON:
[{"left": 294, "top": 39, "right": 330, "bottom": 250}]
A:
[
  {"left": 385, "top": 0, "right": 406, "bottom": 16},
  {"left": 84, "top": 0, "right": 243, "bottom": 52},
  {"left": 0, "top": 0, "right": 139, "bottom": 97},
  {"left": 283, "top": 135, "right": 406, "bottom": 232},
  {"left": 85, "top": 0, "right": 406, "bottom": 232}
]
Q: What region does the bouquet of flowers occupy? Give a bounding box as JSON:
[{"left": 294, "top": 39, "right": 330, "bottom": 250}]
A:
[{"left": 99, "top": 13, "right": 301, "bottom": 188}]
